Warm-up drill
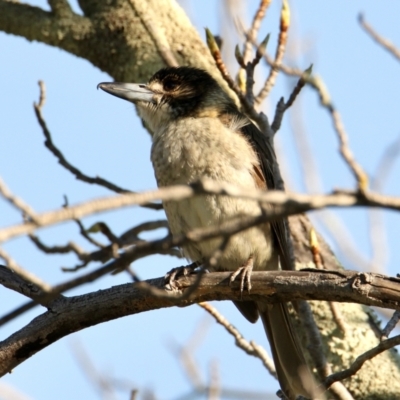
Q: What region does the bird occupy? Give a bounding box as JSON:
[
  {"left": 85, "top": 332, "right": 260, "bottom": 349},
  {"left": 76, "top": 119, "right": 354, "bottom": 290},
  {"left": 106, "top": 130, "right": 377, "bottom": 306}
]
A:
[{"left": 98, "top": 66, "right": 314, "bottom": 399}]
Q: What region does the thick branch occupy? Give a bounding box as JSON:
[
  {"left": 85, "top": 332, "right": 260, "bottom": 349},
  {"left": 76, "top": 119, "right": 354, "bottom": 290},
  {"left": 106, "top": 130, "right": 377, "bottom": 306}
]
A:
[
  {"left": 1, "top": 269, "right": 400, "bottom": 377},
  {"left": 0, "top": 1, "right": 91, "bottom": 56},
  {"left": 0, "top": 0, "right": 221, "bottom": 84}
]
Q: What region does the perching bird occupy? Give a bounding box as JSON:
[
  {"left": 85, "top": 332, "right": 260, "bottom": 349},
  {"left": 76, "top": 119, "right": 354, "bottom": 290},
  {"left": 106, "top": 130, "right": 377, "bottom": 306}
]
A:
[{"left": 99, "top": 67, "right": 313, "bottom": 399}]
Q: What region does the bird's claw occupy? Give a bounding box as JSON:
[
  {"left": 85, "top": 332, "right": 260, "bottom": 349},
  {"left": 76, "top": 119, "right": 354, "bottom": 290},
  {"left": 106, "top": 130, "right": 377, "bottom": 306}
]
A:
[
  {"left": 164, "top": 261, "right": 201, "bottom": 291},
  {"left": 230, "top": 256, "right": 254, "bottom": 294}
]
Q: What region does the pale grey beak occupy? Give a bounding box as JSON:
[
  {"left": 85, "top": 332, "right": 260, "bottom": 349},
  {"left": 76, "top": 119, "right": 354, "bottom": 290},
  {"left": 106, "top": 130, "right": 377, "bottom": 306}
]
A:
[{"left": 97, "top": 82, "right": 155, "bottom": 103}]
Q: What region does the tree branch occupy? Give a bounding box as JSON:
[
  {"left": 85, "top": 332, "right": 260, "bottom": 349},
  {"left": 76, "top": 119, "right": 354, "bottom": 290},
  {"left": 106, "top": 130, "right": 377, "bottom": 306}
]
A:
[
  {"left": 1, "top": 268, "right": 400, "bottom": 377},
  {"left": 0, "top": 1, "right": 91, "bottom": 55},
  {"left": 359, "top": 13, "right": 400, "bottom": 62},
  {"left": 2, "top": 180, "right": 400, "bottom": 243}
]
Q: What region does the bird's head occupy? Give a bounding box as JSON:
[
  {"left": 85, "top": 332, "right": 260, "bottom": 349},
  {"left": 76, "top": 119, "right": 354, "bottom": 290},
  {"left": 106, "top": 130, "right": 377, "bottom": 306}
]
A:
[{"left": 98, "top": 67, "right": 236, "bottom": 133}]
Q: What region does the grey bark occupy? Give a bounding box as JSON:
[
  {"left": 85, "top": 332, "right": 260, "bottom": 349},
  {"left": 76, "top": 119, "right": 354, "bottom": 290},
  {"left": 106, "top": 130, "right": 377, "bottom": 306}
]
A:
[{"left": 1, "top": 266, "right": 400, "bottom": 379}]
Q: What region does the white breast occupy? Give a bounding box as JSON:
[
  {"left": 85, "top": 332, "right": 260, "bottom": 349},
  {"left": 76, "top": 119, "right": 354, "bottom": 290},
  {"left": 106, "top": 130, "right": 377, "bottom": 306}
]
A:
[{"left": 150, "top": 117, "right": 276, "bottom": 271}]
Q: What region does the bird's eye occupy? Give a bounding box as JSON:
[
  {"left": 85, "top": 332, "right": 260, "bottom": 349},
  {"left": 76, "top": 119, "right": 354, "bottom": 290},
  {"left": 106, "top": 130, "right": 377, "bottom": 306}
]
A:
[{"left": 163, "top": 78, "right": 179, "bottom": 91}]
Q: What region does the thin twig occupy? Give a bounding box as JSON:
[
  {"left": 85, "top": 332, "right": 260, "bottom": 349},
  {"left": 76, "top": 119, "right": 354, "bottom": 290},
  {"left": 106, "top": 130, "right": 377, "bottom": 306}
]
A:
[
  {"left": 359, "top": 13, "right": 400, "bottom": 61},
  {"left": 120, "top": 220, "right": 170, "bottom": 243},
  {"left": 71, "top": 340, "right": 135, "bottom": 397},
  {"left": 63, "top": 220, "right": 178, "bottom": 273},
  {"left": 0, "top": 301, "right": 37, "bottom": 327},
  {"left": 325, "top": 334, "right": 400, "bottom": 388},
  {"left": 0, "top": 247, "right": 52, "bottom": 292},
  {"left": 75, "top": 219, "right": 106, "bottom": 248},
  {"left": 208, "top": 360, "right": 220, "bottom": 400},
  {"left": 330, "top": 108, "right": 368, "bottom": 192},
  {"left": 205, "top": 28, "right": 272, "bottom": 136},
  {"left": 86, "top": 222, "right": 120, "bottom": 244},
  {"left": 270, "top": 64, "right": 311, "bottom": 134},
  {"left": 33, "top": 81, "right": 161, "bottom": 210},
  {"left": 240, "top": 0, "right": 272, "bottom": 104},
  {"left": 198, "top": 302, "right": 277, "bottom": 377},
  {"left": 169, "top": 316, "right": 210, "bottom": 390},
  {"left": 245, "top": 31, "right": 368, "bottom": 190},
  {"left": 29, "top": 233, "right": 88, "bottom": 260},
  {"left": 367, "top": 135, "right": 400, "bottom": 273},
  {"left": 255, "top": 0, "right": 290, "bottom": 105},
  {"left": 0, "top": 265, "right": 57, "bottom": 305},
  {"left": 288, "top": 98, "right": 372, "bottom": 271},
  {"left": 381, "top": 310, "right": 400, "bottom": 341},
  {"left": 242, "top": 0, "right": 272, "bottom": 65},
  {"left": 328, "top": 303, "right": 349, "bottom": 336},
  {"left": 0, "top": 177, "right": 39, "bottom": 223},
  {"left": 365, "top": 136, "right": 400, "bottom": 273},
  {"left": 3, "top": 179, "right": 400, "bottom": 244}
]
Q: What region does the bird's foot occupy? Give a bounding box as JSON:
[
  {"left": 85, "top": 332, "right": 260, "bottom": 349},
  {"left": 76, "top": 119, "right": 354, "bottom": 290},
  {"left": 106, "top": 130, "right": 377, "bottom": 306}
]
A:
[
  {"left": 230, "top": 256, "right": 254, "bottom": 294},
  {"left": 164, "top": 261, "right": 202, "bottom": 291}
]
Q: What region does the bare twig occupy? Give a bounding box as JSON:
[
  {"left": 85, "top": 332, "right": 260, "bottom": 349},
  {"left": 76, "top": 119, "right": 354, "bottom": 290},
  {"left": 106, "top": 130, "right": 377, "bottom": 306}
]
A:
[
  {"left": 270, "top": 65, "right": 312, "bottom": 134},
  {"left": 359, "top": 13, "right": 400, "bottom": 61},
  {"left": 208, "top": 360, "right": 220, "bottom": 400},
  {"left": 75, "top": 219, "right": 106, "bottom": 248},
  {"left": 29, "top": 233, "right": 88, "bottom": 260},
  {"left": 169, "top": 316, "right": 211, "bottom": 390},
  {"left": 255, "top": 0, "right": 290, "bottom": 105},
  {"left": 205, "top": 28, "right": 272, "bottom": 135},
  {"left": 242, "top": 0, "right": 271, "bottom": 65},
  {"left": 63, "top": 220, "right": 177, "bottom": 273},
  {"left": 381, "top": 310, "right": 400, "bottom": 341},
  {"left": 325, "top": 334, "right": 400, "bottom": 389},
  {"left": 328, "top": 302, "right": 349, "bottom": 336},
  {"left": 0, "top": 248, "right": 52, "bottom": 292},
  {"left": 240, "top": 0, "right": 272, "bottom": 104},
  {"left": 330, "top": 108, "right": 368, "bottom": 192},
  {"left": 245, "top": 31, "right": 368, "bottom": 190},
  {"left": 121, "top": 220, "right": 170, "bottom": 243},
  {"left": 0, "top": 265, "right": 56, "bottom": 306},
  {"left": 71, "top": 340, "right": 135, "bottom": 398},
  {"left": 125, "top": 267, "right": 141, "bottom": 282},
  {"left": 33, "top": 81, "right": 161, "bottom": 210},
  {"left": 199, "top": 302, "right": 277, "bottom": 377},
  {"left": 86, "top": 222, "right": 120, "bottom": 244},
  {"left": 3, "top": 179, "right": 400, "bottom": 244},
  {"left": 288, "top": 98, "right": 371, "bottom": 271},
  {"left": 0, "top": 302, "right": 38, "bottom": 327},
  {"left": 0, "top": 177, "right": 39, "bottom": 223},
  {"left": 367, "top": 135, "right": 400, "bottom": 273},
  {"left": 372, "top": 134, "right": 400, "bottom": 192}
]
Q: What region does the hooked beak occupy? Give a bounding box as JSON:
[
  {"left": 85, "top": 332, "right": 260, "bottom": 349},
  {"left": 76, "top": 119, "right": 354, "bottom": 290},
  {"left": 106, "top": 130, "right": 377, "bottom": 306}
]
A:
[{"left": 97, "top": 82, "right": 155, "bottom": 103}]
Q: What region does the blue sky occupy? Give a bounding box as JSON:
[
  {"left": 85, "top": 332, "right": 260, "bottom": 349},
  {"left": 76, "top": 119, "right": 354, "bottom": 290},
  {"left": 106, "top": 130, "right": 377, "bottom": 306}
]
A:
[{"left": 1, "top": 1, "right": 400, "bottom": 399}]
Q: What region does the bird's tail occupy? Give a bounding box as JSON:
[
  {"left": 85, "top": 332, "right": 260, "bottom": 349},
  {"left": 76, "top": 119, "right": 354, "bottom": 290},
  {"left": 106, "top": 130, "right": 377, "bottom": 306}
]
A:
[{"left": 258, "top": 301, "right": 315, "bottom": 399}]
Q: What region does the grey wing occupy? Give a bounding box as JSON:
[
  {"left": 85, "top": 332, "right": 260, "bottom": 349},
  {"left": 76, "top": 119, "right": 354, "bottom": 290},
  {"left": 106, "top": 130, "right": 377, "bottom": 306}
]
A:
[{"left": 239, "top": 121, "right": 294, "bottom": 272}]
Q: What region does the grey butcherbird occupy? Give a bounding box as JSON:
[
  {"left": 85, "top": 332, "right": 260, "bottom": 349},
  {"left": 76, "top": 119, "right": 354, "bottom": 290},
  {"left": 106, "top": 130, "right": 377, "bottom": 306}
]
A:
[{"left": 99, "top": 67, "right": 314, "bottom": 399}]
